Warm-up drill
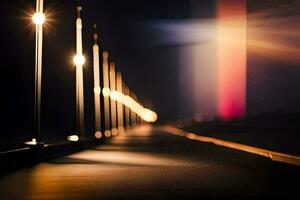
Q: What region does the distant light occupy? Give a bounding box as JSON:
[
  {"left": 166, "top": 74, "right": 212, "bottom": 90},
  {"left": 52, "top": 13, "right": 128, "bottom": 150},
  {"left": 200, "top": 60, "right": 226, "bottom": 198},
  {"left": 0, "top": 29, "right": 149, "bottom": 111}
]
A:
[
  {"left": 142, "top": 108, "right": 158, "bottom": 123},
  {"left": 104, "top": 130, "right": 111, "bottom": 137},
  {"left": 94, "top": 87, "right": 101, "bottom": 94},
  {"left": 118, "top": 126, "right": 125, "bottom": 133},
  {"left": 25, "top": 138, "right": 37, "bottom": 145},
  {"left": 109, "top": 91, "right": 118, "bottom": 100},
  {"left": 111, "top": 128, "right": 118, "bottom": 136},
  {"left": 32, "top": 13, "right": 45, "bottom": 25},
  {"left": 95, "top": 131, "right": 102, "bottom": 139},
  {"left": 102, "top": 87, "right": 110, "bottom": 97},
  {"left": 73, "top": 54, "right": 85, "bottom": 66},
  {"left": 68, "top": 135, "right": 79, "bottom": 142}
]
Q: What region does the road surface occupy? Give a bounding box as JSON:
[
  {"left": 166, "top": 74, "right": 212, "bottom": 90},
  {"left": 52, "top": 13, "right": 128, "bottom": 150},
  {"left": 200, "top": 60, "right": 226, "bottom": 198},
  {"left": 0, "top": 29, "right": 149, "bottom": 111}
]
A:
[{"left": 0, "top": 125, "right": 299, "bottom": 199}]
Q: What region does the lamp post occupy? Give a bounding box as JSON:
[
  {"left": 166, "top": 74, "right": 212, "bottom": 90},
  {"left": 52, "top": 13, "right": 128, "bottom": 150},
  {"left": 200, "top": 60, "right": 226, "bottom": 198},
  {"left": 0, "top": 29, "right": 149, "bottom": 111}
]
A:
[
  {"left": 102, "top": 51, "right": 111, "bottom": 137},
  {"left": 73, "top": 6, "right": 85, "bottom": 138},
  {"left": 110, "top": 63, "right": 118, "bottom": 136},
  {"left": 116, "top": 72, "right": 124, "bottom": 132},
  {"left": 124, "top": 84, "right": 131, "bottom": 129},
  {"left": 33, "top": 0, "right": 45, "bottom": 144},
  {"left": 93, "top": 24, "right": 102, "bottom": 139}
]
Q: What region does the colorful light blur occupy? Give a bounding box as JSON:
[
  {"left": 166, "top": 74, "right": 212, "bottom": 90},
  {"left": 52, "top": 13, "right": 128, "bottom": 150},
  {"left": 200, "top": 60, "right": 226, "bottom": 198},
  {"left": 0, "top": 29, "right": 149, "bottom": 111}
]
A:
[{"left": 217, "top": 0, "right": 246, "bottom": 120}]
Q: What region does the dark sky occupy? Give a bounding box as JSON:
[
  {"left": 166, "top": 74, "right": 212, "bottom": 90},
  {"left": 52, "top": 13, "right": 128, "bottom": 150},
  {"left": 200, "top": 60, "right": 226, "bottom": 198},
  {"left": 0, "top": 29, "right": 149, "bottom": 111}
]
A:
[{"left": 1, "top": 0, "right": 300, "bottom": 144}]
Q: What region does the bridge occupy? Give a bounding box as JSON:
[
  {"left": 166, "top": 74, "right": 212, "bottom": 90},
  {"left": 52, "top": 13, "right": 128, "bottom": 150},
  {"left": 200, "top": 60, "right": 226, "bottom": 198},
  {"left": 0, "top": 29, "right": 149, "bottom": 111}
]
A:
[{"left": 1, "top": 0, "right": 300, "bottom": 199}]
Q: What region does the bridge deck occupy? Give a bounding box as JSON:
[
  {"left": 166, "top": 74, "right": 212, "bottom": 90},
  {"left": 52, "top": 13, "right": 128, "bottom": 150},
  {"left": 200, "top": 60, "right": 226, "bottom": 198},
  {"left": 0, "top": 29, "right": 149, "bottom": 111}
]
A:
[{"left": 0, "top": 126, "right": 299, "bottom": 199}]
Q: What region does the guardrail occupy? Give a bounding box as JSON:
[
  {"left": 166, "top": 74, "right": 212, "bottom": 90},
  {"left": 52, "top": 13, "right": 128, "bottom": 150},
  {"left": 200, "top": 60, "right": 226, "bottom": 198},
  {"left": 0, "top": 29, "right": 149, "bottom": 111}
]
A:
[{"left": 163, "top": 126, "right": 300, "bottom": 167}]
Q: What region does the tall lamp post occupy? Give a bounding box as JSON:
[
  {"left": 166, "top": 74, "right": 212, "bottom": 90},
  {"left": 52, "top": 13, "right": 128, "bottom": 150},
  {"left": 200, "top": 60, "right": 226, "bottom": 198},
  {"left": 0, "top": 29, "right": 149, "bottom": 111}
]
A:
[
  {"left": 73, "top": 6, "right": 85, "bottom": 139},
  {"left": 110, "top": 63, "right": 118, "bottom": 136},
  {"left": 116, "top": 72, "right": 124, "bottom": 132},
  {"left": 93, "top": 24, "right": 102, "bottom": 139},
  {"left": 32, "top": 0, "right": 45, "bottom": 144},
  {"left": 102, "top": 51, "right": 111, "bottom": 137}
]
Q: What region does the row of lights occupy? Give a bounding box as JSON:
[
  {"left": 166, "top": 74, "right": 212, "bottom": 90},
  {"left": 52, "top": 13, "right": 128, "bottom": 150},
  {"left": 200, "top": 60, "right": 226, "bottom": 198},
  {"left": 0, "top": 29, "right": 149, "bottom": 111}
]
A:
[{"left": 29, "top": 2, "right": 157, "bottom": 144}]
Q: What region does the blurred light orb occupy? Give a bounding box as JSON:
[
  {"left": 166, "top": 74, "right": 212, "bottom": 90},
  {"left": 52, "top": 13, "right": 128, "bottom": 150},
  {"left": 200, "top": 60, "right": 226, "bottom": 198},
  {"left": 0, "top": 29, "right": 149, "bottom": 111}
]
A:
[
  {"left": 109, "top": 91, "right": 118, "bottom": 100},
  {"left": 73, "top": 54, "right": 85, "bottom": 66},
  {"left": 95, "top": 131, "right": 102, "bottom": 139},
  {"left": 104, "top": 130, "right": 111, "bottom": 137},
  {"left": 94, "top": 87, "right": 101, "bottom": 94},
  {"left": 32, "top": 13, "right": 45, "bottom": 25},
  {"left": 111, "top": 128, "right": 118, "bottom": 136},
  {"left": 68, "top": 135, "right": 79, "bottom": 142},
  {"left": 142, "top": 109, "right": 158, "bottom": 123},
  {"left": 102, "top": 87, "right": 110, "bottom": 97}
]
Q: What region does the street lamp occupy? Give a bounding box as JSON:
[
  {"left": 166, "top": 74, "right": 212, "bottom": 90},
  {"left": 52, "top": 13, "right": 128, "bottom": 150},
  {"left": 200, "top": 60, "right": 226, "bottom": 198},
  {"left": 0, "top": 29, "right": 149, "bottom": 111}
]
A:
[
  {"left": 92, "top": 24, "right": 102, "bottom": 139},
  {"left": 73, "top": 54, "right": 85, "bottom": 66},
  {"left": 73, "top": 6, "right": 85, "bottom": 139},
  {"left": 32, "top": 13, "right": 45, "bottom": 25},
  {"left": 31, "top": 0, "right": 45, "bottom": 144},
  {"left": 102, "top": 51, "right": 111, "bottom": 137}
]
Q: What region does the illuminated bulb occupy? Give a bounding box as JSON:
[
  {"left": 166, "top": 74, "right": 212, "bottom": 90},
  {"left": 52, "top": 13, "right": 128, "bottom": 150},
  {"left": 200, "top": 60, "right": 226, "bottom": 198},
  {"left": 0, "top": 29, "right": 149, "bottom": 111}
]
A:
[
  {"left": 142, "top": 108, "right": 158, "bottom": 123},
  {"left": 32, "top": 13, "right": 45, "bottom": 25},
  {"left": 110, "top": 91, "right": 118, "bottom": 100},
  {"left": 94, "top": 87, "right": 101, "bottom": 94},
  {"left": 102, "top": 87, "right": 110, "bottom": 97},
  {"left": 73, "top": 54, "right": 85, "bottom": 66},
  {"left": 95, "top": 131, "right": 102, "bottom": 139},
  {"left": 104, "top": 130, "right": 111, "bottom": 137},
  {"left": 68, "top": 135, "right": 79, "bottom": 142},
  {"left": 111, "top": 128, "right": 118, "bottom": 136},
  {"left": 25, "top": 138, "right": 37, "bottom": 145}
]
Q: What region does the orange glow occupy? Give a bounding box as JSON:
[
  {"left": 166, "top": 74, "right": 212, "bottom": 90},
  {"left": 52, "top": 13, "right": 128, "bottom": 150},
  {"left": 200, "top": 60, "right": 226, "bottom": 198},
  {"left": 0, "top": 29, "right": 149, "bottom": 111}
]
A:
[
  {"left": 141, "top": 109, "right": 158, "bottom": 123},
  {"left": 111, "top": 128, "right": 118, "bottom": 136},
  {"left": 95, "top": 131, "right": 102, "bottom": 139},
  {"left": 247, "top": 2, "right": 300, "bottom": 63},
  {"left": 217, "top": 0, "right": 246, "bottom": 120},
  {"left": 104, "top": 130, "right": 111, "bottom": 137}
]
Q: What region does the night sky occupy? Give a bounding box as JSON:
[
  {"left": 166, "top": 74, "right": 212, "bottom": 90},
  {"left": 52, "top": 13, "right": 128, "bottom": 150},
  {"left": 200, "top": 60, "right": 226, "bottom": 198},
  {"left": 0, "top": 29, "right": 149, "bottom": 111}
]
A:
[{"left": 1, "top": 0, "right": 300, "bottom": 144}]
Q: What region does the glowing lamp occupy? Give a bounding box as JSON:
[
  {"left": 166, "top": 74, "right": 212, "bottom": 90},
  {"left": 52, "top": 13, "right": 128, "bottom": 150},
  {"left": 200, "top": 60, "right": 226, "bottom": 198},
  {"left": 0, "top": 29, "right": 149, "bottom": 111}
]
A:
[
  {"left": 32, "top": 12, "right": 45, "bottom": 25},
  {"left": 142, "top": 109, "right": 158, "bottom": 123},
  {"left": 110, "top": 91, "right": 118, "bottom": 100},
  {"left": 111, "top": 128, "right": 118, "bottom": 136},
  {"left": 73, "top": 54, "right": 85, "bottom": 66},
  {"left": 68, "top": 135, "right": 79, "bottom": 142},
  {"left": 95, "top": 131, "right": 102, "bottom": 139},
  {"left": 102, "top": 87, "right": 110, "bottom": 97},
  {"left": 104, "top": 130, "right": 111, "bottom": 137},
  {"left": 25, "top": 138, "right": 37, "bottom": 145},
  {"left": 94, "top": 87, "right": 101, "bottom": 94}
]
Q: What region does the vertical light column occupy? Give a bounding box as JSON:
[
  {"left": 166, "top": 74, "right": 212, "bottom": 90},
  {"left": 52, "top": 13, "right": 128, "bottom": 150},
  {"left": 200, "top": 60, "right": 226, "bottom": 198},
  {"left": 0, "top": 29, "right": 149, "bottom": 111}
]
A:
[
  {"left": 33, "top": 0, "right": 45, "bottom": 144},
  {"left": 109, "top": 63, "right": 118, "bottom": 136},
  {"left": 74, "top": 6, "right": 85, "bottom": 137},
  {"left": 102, "top": 51, "right": 111, "bottom": 137},
  {"left": 116, "top": 72, "right": 124, "bottom": 132},
  {"left": 130, "top": 90, "right": 136, "bottom": 127},
  {"left": 217, "top": 0, "right": 246, "bottom": 120},
  {"left": 132, "top": 93, "right": 138, "bottom": 125},
  {"left": 93, "top": 25, "right": 102, "bottom": 139},
  {"left": 124, "top": 84, "right": 130, "bottom": 129}
]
